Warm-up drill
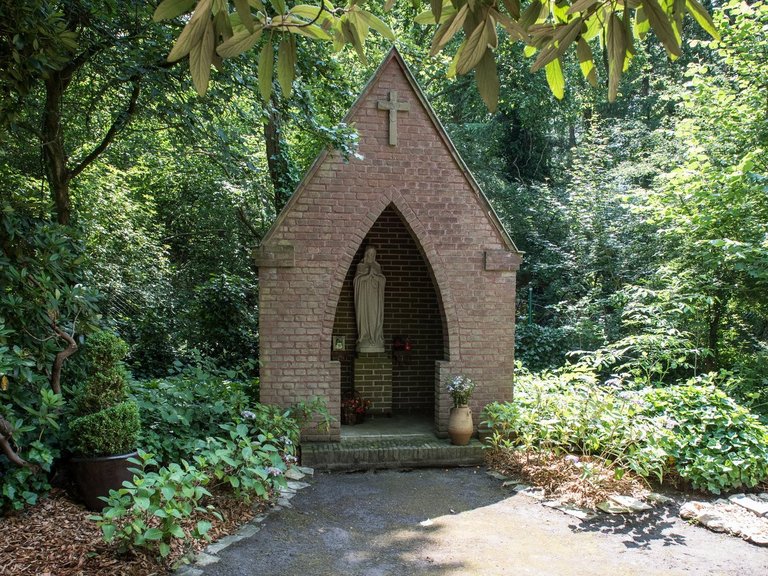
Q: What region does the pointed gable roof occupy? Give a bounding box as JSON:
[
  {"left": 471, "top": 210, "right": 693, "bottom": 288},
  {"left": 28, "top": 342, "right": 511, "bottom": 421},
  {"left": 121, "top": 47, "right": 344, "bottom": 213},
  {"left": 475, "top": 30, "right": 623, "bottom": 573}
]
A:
[{"left": 259, "top": 47, "right": 519, "bottom": 254}]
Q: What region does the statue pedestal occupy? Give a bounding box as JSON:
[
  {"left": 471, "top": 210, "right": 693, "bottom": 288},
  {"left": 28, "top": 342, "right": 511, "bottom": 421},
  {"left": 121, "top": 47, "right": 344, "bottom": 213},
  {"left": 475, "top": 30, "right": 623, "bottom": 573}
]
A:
[{"left": 353, "top": 352, "right": 392, "bottom": 416}]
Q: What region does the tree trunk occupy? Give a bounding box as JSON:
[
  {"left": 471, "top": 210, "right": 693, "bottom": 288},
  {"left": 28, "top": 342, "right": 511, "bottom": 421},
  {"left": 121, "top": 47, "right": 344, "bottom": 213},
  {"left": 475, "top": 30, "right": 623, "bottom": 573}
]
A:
[
  {"left": 264, "top": 99, "right": 294, "bottom": 215},
  {"left": 705, "top": 297, "right": 726, "bottom": 372},
  {"left": 43, "top": 72, "right": 73, "bottom": 225}
]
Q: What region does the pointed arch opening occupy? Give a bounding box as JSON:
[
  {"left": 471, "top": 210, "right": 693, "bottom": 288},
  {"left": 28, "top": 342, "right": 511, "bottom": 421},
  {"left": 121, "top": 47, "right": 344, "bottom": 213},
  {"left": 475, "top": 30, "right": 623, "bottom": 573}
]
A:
[{"left": 331, "top": 204, "right": 448, "bottom": 419}]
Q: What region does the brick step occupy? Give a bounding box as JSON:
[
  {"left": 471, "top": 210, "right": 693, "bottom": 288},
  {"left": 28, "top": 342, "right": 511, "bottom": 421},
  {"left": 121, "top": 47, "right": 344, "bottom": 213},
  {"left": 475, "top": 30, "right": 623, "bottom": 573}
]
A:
[{"left": 300, "top": 434, "right": 485, "bottom": 471}]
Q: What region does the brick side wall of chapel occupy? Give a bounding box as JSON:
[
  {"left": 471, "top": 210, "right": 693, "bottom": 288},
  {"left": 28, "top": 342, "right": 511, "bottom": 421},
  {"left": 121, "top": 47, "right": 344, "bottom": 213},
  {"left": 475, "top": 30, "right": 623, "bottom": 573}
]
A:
[{"left": 257, "top": 58, "right": 517, "bottom": 441}]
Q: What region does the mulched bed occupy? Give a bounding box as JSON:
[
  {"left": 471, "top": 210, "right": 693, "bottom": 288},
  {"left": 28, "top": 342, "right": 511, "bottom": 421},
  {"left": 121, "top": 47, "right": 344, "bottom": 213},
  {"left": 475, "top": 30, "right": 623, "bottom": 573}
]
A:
[
  {"left": 486, "top": 448, "right": 648, "bottom": 508},
  {"left": 0, "top": 488, "right": 263, "bottom": 576}
]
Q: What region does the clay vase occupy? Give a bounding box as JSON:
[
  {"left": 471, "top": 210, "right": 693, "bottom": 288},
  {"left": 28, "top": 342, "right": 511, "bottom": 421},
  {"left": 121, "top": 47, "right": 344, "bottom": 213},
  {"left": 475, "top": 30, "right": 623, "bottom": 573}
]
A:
[{"left": 448, "top": 405, "right": 473, "bottom": 446}]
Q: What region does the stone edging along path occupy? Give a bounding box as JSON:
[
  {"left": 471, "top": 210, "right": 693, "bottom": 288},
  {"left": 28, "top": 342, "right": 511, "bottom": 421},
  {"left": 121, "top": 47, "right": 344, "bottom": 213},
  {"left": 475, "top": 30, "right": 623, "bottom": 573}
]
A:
[
  {"left": 175, "top": 466, "right": 315, "bottom": 576},
  {"left": 486, "top": 470, "right": 768, "bottom": 547}
]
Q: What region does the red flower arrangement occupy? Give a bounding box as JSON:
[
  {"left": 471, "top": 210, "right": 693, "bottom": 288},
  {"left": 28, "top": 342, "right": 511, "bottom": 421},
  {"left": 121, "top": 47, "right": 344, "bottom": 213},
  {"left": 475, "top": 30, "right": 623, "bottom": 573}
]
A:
[{"left": 342, "top": 395, "right": 371, "bottom": 415}]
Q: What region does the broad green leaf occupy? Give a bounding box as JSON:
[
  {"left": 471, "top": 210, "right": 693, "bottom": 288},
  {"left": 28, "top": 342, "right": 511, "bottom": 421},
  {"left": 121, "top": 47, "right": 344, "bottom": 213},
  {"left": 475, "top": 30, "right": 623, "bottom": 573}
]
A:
[
  {"left": 430, "top": 0, "right": 444, "bottom": 24},
  {"left": 520, "top": 0, "right": 545, "bottom": 29},
  {"left": 291, "top": 4, "right": 334, "bottom": 25},
  {"left": 167, "top": 0, "right": 211, "bottom": 62},
  {"left": 475, "top": 51, "right": 499, "bottom": 112},
  {"left": 197, "top": 520, "right": 213, "bottom": 535},
  {"left": 552, "top": 1, "right": 570, "bottom": 22},
  {"left": 269, "top": 0, "right": 287, "bottom": 14},
  {"left": 544, "top": 57, "right": 565, "bottom": 99},
  {"left": 607, "top": 11, "right": 627, "bottom": 101},
  {"left": 101, "top": 523, "right": 116, "bottom": 541},
  {"left": 446, "top": 43, "right": 464, "bottom": 78},
  {"left": 258, "top": 39, "right": 273, "bottom": 101},
  {"left": 359, "top": 11, "right": 396, "bottom": 40},
  {"left": 685, "top": 0, "right": 720, "bottom": 40},
  {"left": 292, "top": 22, "right": 333, "bottom": 40},
  {"left": 144, "top": 528, "right": 164, "bottom": 541},
  {"left": 159, "top": 543, "right": 171, "bottom": 557},
  {"left": 161, "top": 486, "right": 176, "bottom": 500},
  {"left": 576, "top": 37, "right": 597, "bottom": 86},
  {"left": 277, "top": 34, "right": 296, "bottom": 97},
  {"left": 583, "top": 11, "right": 602, "bottom": 40},
  {"left": 430, "top": 4, "right": 469, "bottom": 56},
  {"left": 213, "top": 8, "right": 233, "bottom": 43},
  {"left": 643, "top": 0, "right": 682, "bottom": 58},
  {"left": 235, "top": 0, "right": 255, "bottom": 32},
  {"left": 634, "top": 6, "right": 650, "bottom": 39},
  {"left": 154, "top": 0, "right": 196, "bottom": 21},
  {"left": 502, "top": 0, "right": 520, "bottom": 19},
  {"left": 490, "top": 8, "right": 527, "bottom": 42},
  {"left": 568, "top": 0, "right": 597, "bottom": 15},
  {"left": 485, "top": 12, "right": 499, "bottom": 49},
  {"left": 190, "top": 19, "right": 214, "bottom": 95},
  {"left": 216, "top": 27, "right": 263, "bottom": 58},
  {"left": 341, "top": 14, "right": 366, "bottom": 64},
  {"left": 456, "top": 19, "right": 489, "bottom": 75},
  {"left": 249, "top": 0, "right": 266, "bottom": 10},
  {"left": 415, "top": 2, "right": 457, "bottom": 24},
  {"left": 531, "top": 17, "right": 582, "bottom": 72}
]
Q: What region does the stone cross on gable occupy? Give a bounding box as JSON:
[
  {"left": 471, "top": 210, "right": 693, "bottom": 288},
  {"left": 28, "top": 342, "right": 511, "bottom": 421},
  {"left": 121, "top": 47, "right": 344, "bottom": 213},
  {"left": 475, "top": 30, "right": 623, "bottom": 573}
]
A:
[{"left": 377, "top": 90, "right": 410, "bottom": 146}]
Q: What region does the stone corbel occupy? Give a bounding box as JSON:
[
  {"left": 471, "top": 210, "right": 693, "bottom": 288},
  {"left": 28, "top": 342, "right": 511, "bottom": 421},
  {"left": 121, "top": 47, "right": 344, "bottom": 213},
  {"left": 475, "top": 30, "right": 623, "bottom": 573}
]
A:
[
  {"left": 252, "top": 243, "right": 295, "bottom": 268},
  {"left": 484, "top": 250, "right": 522, "bottom": 272}
]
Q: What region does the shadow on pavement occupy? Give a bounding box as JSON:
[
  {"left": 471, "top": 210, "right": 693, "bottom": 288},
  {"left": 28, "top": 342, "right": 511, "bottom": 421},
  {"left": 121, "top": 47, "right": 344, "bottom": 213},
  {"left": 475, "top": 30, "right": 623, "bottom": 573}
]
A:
[{"left": 570, "top": 508, "right": 687, "bottom": 549}]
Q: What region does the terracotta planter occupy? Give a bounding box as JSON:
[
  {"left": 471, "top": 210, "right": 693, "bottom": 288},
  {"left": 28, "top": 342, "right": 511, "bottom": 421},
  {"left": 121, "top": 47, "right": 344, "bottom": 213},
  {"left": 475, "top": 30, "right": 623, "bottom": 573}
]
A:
[
  {"left": 71, "top": 451, "right": 138, "bottom": 511},
  {"left": 448, "top": 405, "right": 473, "bottom": 446}
]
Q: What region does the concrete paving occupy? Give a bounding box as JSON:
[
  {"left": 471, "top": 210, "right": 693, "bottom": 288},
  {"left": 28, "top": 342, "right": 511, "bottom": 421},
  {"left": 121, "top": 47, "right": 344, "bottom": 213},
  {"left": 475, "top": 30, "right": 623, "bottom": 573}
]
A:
[{"left": 190, "top": 468, "right": 768, "bottom": 576}]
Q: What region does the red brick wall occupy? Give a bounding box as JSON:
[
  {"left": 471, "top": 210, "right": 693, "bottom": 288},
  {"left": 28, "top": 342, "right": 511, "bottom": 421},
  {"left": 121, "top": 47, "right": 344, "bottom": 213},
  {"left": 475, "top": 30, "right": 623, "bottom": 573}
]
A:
[
  {"left": 333, "top": 205, "right": 444, "bottom": 415},
  {"left": 256, "top": 51, "right": 520, "bottom": 441}
]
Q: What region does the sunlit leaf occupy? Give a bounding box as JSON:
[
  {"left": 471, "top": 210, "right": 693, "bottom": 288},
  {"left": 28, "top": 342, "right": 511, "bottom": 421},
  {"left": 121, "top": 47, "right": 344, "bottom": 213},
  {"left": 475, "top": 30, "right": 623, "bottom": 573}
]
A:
[
  {"left": 544, "top": 57, "right": 565, "bottom": 99},
  {"left": 475, "top": 50, "right": 499, "bottom": 112},
  {"left": 685, "top": 0, "right": 720, "bottom": 40},
  {"left": 216, "top": 27, "right": 262, "bottom": 58},
  {"left": 189, "top": 19, "right": 214, "bottom": 95},
  {"left": 258, "top": 38, "right": 273, "bottom": 101},
  {"left": 277, "top": 34, "right": 296, "bottom": 97},
  {"left": 154, "top": 0, "right": 196, "bottom": 22}
]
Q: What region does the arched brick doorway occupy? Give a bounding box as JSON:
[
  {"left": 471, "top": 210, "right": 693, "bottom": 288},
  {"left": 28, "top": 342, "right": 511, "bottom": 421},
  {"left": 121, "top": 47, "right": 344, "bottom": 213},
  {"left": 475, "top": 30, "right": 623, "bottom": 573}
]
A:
[{"left": 331, "top": 204, "right": 448, "bottom": 419}]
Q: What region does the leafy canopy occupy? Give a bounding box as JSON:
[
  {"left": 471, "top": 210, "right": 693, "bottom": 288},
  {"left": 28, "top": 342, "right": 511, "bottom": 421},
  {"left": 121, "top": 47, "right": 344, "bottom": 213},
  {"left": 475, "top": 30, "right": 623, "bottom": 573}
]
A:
[{"left": 153, "top": 0, "right": 719, "bottom": 109}]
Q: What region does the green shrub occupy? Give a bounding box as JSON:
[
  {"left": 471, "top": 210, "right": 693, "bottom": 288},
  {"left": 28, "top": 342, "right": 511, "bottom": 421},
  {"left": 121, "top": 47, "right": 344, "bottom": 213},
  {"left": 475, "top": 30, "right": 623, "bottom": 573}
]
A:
[
  {"left": 642, "top": 381, "right": 768, "bottom": 493},
  {"left": 193, "top": 422, "right": 288, "bottom": 501},
  {"left": 483, "top": 366, "right": 768, "bottom": 493},
  {"left": 483, "top": 366, "right": 670, "bottom": 483},
  {"left": 0, "top": 389, "right": 65, "bottom": 511},
  {"left": 131, "top": 371, "right": 252, "bottom": 464},
  {"left": 69, "top": 331, "right": 140, "bottom": 457},
  {"left": 69, "top": 401, "right": 140, "bottom": 456},
  {"left": 90, "top": 450, "right": 219, "bottom": 559}
]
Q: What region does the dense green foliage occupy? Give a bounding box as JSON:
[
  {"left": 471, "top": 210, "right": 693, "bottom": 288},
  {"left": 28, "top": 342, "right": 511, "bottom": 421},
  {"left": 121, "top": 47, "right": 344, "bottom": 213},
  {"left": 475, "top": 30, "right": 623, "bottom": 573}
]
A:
[
  {"left": 91, "top": 395, "right": 328, "bottom": 559},
  {"left": 484, "top": 366, "right": 768, "bottom": 493}
]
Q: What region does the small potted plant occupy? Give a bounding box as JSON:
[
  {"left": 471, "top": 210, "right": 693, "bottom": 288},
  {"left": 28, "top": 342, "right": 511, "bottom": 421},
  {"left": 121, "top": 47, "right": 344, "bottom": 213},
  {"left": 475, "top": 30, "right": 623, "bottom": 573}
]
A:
[
  {"left": 446, "top": 375, "right": 476, "bottom": 445},
  {"left": 341, "top": 393, "right": 371, "bottom": 425},
  {"left": 69, "top": 331, "right": 140, "bottom": 511}
]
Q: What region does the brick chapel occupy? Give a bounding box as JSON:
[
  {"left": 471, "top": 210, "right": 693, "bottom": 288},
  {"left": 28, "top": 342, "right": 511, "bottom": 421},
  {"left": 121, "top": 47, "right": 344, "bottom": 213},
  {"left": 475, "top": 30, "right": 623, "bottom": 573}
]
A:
[{"left": 253, "top": 48, "right": 522, "bottom": 442}]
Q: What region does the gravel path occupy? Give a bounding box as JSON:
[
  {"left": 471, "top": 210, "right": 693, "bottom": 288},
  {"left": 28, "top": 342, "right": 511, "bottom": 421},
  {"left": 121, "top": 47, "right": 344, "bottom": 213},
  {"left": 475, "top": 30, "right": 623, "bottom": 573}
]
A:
[{"left": 193, "top": 467, "right": 768, "bottom": 576}]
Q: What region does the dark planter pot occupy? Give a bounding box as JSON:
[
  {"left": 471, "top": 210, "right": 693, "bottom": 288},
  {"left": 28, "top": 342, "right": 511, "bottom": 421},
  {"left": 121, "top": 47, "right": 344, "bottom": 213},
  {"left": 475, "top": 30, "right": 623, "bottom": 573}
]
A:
[
  {"left": 71, "top": 451, "right": 138, "bottom": 511},
  {"left": 341, "top": 408, "right": 364, "bottom": 425}
]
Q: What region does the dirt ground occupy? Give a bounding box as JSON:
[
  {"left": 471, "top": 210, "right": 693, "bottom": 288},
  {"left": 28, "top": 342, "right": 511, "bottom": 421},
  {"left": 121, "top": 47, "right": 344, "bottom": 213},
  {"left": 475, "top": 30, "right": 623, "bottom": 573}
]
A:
[{"left": 192, "top": 467, "right": 768, "bottom": 576}]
